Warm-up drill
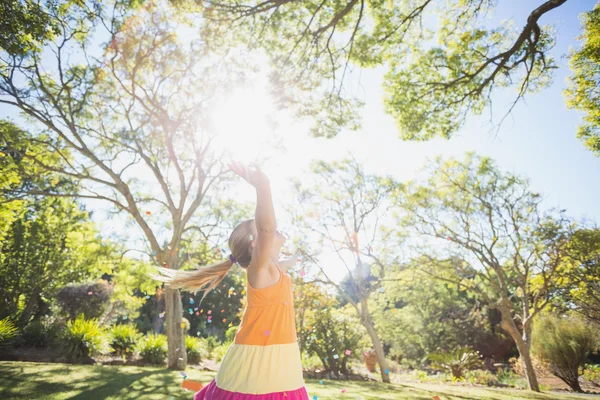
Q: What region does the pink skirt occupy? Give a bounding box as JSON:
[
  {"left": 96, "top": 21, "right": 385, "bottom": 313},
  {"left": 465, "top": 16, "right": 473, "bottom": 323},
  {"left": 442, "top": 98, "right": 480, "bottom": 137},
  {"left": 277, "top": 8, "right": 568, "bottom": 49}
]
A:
[{"left": 194, "top": 379, "right": 309, "bottom": 400}]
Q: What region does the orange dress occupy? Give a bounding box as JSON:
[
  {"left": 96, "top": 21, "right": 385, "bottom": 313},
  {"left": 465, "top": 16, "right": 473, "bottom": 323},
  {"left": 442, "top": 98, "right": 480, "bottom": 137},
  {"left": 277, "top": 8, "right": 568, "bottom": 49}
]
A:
[{"left": 195, "top": 268, "right": 309, "bottom": 399}]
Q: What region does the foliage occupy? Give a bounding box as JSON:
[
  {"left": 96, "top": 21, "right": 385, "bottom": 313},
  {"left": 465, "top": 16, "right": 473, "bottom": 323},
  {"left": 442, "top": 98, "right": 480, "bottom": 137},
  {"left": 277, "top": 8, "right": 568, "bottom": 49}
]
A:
[
  {"left": 509, "top": 355, "right": 550, "bottom": 379},
  {"left": 300, "top": 302, "right": 369, "bottom": 377},
  {"left": 583, "top": 364, "right": 600, "bottom": 386},
  {"left": 20, "top": 317, "right": 63, "bottom": 348},
  {"left": 198, "top": 0, "right": 567, "bottom": 139},
  {"left": 554, "top": 229, "right": 600, "bottom": 324},
  {"left": 0, "top": 0, "right": 64, "bottom": 55},
  {"left": 185, "top": 335, "right": 207, "bottom": 364},
  {"left": 0, "top": 0, "right": 249, "bottom": 368},
  {"left": 371, "top": 266, "right": 513, "bottom": 367},
  {"left": 211, "top": 342, "right": 230, "bottom": 362},
  {"left": 110, "top": 324, "right": 141, "bottom": 357},
  {"left": 0, "top": 317, "right": 18, "bottom": 348},
  {"left": 57, "top": 281, "right": 113, "bottom": 321},
  {"left": 0, "top": 195, "right": 113, "bottom": 326},
  {"left": 61, "top": 315, "right": 111, "bottom": 362},
  {"left": 464, "top": 369, "right": 499, "bottom": 386},
  {"left": 428, "top": 346, "right": 483, "bottom": 379},
  {"left": 399, "top": 153, "right": 574, "bottom": 391},
  {"left": 291, "top": 158, "right": 400, "bottom": 382},
  {"left": 137, "top": 334, "right": 168, "bottom": 365},
  {"left": 532, "top": 314, "right": 596, "bottom": 392},
  {"left": 565, "top": 4, "right": 600, "bottom": 156}
]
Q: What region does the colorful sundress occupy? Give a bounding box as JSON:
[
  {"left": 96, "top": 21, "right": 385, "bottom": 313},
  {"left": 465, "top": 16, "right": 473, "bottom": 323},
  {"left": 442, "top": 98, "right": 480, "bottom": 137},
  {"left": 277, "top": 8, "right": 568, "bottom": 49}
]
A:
[{"left": 194, "top": 267, "right": 309, "bottom": 399}]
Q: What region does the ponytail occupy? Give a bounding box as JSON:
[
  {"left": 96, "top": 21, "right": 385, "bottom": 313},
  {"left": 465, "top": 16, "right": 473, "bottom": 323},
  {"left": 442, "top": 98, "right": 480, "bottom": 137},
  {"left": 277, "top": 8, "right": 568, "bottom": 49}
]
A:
[{"left": 152, "top": 258, "right": 235, "bottom": 303}]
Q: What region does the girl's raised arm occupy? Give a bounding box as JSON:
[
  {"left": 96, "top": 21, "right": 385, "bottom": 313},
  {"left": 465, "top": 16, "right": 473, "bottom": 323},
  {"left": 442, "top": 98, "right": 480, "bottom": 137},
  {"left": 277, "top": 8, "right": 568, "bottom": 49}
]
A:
[{"left": 228, "top": 162, "right": 276, "bottom": 269}]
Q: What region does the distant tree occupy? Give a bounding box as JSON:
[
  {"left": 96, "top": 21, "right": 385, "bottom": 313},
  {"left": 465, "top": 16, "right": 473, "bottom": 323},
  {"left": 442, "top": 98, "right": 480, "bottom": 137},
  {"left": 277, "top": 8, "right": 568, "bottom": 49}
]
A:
[
  {"left": 565, "top": 3, "right": 600, "bottom": 156},
  {"left": 554, "top": 228, "right": 600, "bottom": 324},
  {"left": 372, "top": 263, "right": 514, "bottom": 367},
  {"left": 289, "top": 158, "right": 401, "bottom": 383},
  {"left": 398, "top": 153, "right": 574, "bottom": 392}
]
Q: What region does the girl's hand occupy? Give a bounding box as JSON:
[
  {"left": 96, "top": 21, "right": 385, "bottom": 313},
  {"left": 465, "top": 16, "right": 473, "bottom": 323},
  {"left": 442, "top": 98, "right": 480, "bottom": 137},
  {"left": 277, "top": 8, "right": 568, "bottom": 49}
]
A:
[{"left": 228, "top": 161, "right": 270, "bottom": 188}]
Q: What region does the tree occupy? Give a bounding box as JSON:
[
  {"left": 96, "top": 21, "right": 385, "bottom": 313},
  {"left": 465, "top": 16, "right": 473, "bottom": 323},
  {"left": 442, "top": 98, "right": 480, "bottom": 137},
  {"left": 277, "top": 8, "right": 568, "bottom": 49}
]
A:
[
  {"left": 0, "top": 0, "right": 244, "bottom": 368},
  {"left": 554, "top": 229, "right": 600, "bottom": 324},
  {"left": 371, "top": 263, "right": 514, "bottom": 367},
  {"left": 198, "top": 0, "right": 571, "bottom": 138},
  {"left": 0, "top": 196, "right": 110, "bottom": 326},
  {"left": 565, "top": 3, "right": 600, "bottom": 156},
  {"left": 398, "top": 153, "right": 574, "bottom": 392},
  {"left": 289, "top": 158, "right": 400, "bottom": 383},
  {"left": 532, "top": 314, "right": 597, "bottom": 392}
]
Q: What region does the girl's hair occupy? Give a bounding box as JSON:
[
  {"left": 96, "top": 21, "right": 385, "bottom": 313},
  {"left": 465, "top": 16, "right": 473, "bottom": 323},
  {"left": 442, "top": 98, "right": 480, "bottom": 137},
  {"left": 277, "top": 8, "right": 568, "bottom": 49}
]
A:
[{"left": 153, "top": 219, "right": 255, "bottom": 303}]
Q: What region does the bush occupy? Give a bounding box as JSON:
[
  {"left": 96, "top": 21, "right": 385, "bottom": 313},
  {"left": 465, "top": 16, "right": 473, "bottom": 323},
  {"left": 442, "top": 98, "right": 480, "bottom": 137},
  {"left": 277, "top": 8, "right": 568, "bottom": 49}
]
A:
[
  {"left": 212, "top": 342, "right": 230, "bottom": 362},
  {"left": 584, "top": 364, "right": 600, "bottom": 386},
  {"left": 225, "top": 325, "right": 238, "bottom": 343},
  {"left": 137, "top": 334, "right": 168, "bottom": 365},
  {"left": 497, "top": 369, "right": 527, "bottom": 389},
  {"left": 508, "top": 355, "right": 550, "bottom": 378},
  {"left": 110, "top": 324, "right": 141, "bottom": 357},
  {"left": 464, "top": 369, "right": 499, "bottom": 386},
  {"left": 57, "top": 281, "right": 112, "bottom": 321},
  {"left": 62, "top": 315, "right": 111, "bottom": 362},
  {"left": 532, "top": 314, "right": 595, "bottom": 392},
  {"left": 0, "top": 318, "right": 18, "bottom": 348},
  {"left": 301, "top": 308, "right": 367, "bottom": 377},
  {"left": 428, "top": 346, "right": 483, "bottom": 379},
  {"left": 21, "top": 318, "right": 62, "bottom": 348},
  {"left": 185, "top": 335, "right": 208, "bottom": 364}
]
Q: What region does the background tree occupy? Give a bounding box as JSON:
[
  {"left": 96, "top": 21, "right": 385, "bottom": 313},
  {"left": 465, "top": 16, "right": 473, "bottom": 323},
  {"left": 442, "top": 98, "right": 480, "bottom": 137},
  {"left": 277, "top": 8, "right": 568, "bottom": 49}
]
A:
[
  {"left": 198, "top": 0, "right": 572, "bottom": 138},
  {"left": 553, "top": 228, "right": 600, "bottom": 324},
  {"left": 565, "top": 3, "right": 600, "bottom": 156},
  {"left": 371, "top": 263, "right": 514, "bottom": 368},
  {"left": 0, "top": 196, "right": 111, "bottom": 326},
  {"left": 532, "top": 314, "right": 597, "bottom": 392},
  {"left": 289, "top": 158, "right": 400, "bottom": 383},
  {"left": 0, "top": 0, "right": 246, "bottom": 369},
  {"left": 398, "top": 153, "right": 574, "bottom": 392}
]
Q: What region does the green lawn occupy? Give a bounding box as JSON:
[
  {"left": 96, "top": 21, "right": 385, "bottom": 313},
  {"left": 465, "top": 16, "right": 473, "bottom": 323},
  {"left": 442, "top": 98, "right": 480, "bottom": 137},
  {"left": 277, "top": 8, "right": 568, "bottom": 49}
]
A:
[{"left": 0, "top": 361, "right": 596, "bottom": 400}]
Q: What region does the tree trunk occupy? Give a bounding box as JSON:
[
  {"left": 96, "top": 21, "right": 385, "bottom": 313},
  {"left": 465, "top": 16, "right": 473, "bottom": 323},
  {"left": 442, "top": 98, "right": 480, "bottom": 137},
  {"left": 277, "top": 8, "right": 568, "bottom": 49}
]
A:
[
  {"left": 18, "top": 289, "right": 40, "bottom": 327},
  {"left": 165, "top": 287, "right": 186, "bottom": 369},
  {"left": 499, "top": 307, "right": 540, "bottom": 392},
  {"left": 359, "top": 300, "right": 390, "bottom": 383}
]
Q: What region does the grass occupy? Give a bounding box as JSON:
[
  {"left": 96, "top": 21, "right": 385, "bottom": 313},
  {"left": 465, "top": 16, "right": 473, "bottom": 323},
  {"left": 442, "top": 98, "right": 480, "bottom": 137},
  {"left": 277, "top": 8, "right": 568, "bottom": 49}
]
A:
[{"left": 0, "top": 361, "right": 597, "bottom": 399}]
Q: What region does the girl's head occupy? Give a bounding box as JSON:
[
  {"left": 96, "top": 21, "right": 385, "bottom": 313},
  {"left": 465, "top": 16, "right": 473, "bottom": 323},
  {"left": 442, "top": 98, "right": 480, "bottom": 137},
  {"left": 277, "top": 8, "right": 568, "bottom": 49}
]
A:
[
  {"left": 228, "top": 219, "right": 286, "bottom": 267},
  {"left": 153, "top": 219, "right": 285, "bottom": 301}
]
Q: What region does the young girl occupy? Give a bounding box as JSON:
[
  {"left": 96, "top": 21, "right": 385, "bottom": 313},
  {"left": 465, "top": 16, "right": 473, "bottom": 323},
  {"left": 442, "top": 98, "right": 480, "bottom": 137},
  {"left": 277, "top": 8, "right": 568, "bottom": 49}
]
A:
[{"left": 155, "top": 161, "right": 309, "bottom": 400}]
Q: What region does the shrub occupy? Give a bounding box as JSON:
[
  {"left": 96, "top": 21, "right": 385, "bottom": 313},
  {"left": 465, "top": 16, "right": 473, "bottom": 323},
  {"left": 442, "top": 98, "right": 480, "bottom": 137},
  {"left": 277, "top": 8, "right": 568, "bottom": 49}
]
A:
[
  {"left": 532, "top": 314, "right": 595, "bottom": 392},
  {"left": 584, "top": 364, "right": 600, "bottom": 386},
  {"left": 464, "top": 369, "right": 499, "bottom": 386},
  {"left": 225, "top": 325, "right": 238, "bottom": 343},
  {"left": 110, "top": 324, "right": 141, "bottom": 357},
  {"left": 497, "top": 369, "right": 527, "bottom": 389},
  {"left": 185, "top": 335, "right": 208, "bottom": 364},
  {"left": 62, "top": 315, "right": 111, "bottom": 362},
  {"left": 301, "top": 308, "right": 368, "bottom": 377},
  {"left": 212, "top": 342, "right": 230, "bottom": 362},
  {"left": 508, "top": 355, "right": 550, "bottom": 378},
  {"left": 57, "top": 281, "right": 112, "bottom": 320},
  {"left": 21, "top": 318, "right": 63, "bottom": 348},
  {"left": 428, "top": 346, "right": 483, "bottom": 379},
  {"left": 137, "top": 334, "right": 168, "bottom": 365},
  {"left": 0, "top": 318, "right": 18, "bottom": 348}
]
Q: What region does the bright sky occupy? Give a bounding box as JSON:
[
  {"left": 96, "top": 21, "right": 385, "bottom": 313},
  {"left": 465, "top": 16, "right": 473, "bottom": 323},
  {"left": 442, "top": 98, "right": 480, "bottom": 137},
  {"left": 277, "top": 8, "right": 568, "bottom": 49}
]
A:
[{"left": 2, "top": 1, "right": 599, "bottom": 284}]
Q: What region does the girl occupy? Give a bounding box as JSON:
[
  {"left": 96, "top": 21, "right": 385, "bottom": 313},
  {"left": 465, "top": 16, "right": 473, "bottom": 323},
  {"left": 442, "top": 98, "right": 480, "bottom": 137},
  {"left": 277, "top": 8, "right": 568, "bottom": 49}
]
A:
[{"left": 155, "top": 161, "right": 309, "bottom": 400}]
